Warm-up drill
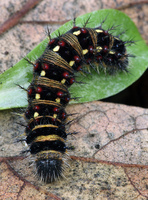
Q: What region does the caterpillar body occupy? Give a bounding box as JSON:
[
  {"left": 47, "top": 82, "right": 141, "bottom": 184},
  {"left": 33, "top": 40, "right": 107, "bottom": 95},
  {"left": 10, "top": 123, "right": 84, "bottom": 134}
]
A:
[{"left": 24, "top": 17, "right": 132, "bottom": 183}]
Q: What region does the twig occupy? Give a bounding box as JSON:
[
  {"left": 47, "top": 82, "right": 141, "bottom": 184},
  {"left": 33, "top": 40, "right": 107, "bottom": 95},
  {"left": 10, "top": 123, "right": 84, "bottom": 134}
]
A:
[
  {"left": 117, "top": 0, "right": 148, "bottom": 10},
  {"left": 20, "top": 20, "right": 69, "bottom": 25},
  {"left": 0, "top": 0, "right": 43, "bottom": 35}
]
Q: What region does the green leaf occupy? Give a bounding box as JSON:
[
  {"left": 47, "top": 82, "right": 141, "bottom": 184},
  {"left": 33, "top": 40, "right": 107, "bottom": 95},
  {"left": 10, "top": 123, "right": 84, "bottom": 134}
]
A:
[{"left": 0, "top": 9, "right": 147, "bottom": 110}]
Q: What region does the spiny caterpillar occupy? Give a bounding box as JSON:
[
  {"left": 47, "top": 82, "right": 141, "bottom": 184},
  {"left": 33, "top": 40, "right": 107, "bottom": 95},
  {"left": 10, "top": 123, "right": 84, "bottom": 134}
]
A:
[{"left": 24, "top": 15, "right": 134, "bottom": 183}]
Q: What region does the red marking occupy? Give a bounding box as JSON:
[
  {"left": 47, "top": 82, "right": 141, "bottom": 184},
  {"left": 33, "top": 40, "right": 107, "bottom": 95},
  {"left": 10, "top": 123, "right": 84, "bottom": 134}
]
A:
[
  {"left": 57, "top": 91, "right": 63, "bottom": 97},
  {"left": 33, "top": 105, "right": 40, "bottom": 111},
  {"left": 49, "top": 39, "right": 55, "bottom": 45},
  {"left": 74, "top": 55, "right": 81, "bottom": 63},
  {"left": 62, "top": 72, "right": 69, "bottom": 78},
  {"left": 53, "top": 107, "right": 59, "bottom": 113},
  {"left": 103, "top": 46, "right": 108, "bottom": 53},
  {"left": 34, "top": 63, "right": 39, "bottom": 71},
  {"left": 97, "top": 55, "right": 102, "bottom": 61},
  {"left": 36, "top": 86, "right": 42, "bottom": 93},
  {"left": 115, "top": 52, "right": 122, "bottom": 58},
  {"left": 52, "top": 117, "right": 57, "bottom": 122},
  {"left": 28, "top": 88, "right": 32, "bottom": 96},
  {"left": 62, "top": 112, "right": 66, "bottom": 119},
  {"left": 26, "top": 124, "right": 31, "bottom": 130},
  {"left": 108, "top": 57, "right": 113, "bottom": 62},
  {"left": 42, "top": 63, "right": 49, "bottom": 70},
  {"left": 35, "top": 118, "right": 40, "bottom": 123},
  {"left": 76, "top": 65, "right": 82, "bottom": 71},
  {"left": 103, "top": 30, "right": 108, "bottom": 35},
  {"left": 58, "top": 40, "right": 66, "bottom": 47},
  {"left": 81, "top": 28, "right": 87, "bottom": 34},
  {"left": 89, "top": 46, "right": 94, "bottom": 53},
  {"left": 65, "top": 97, "right": 70, "bottom": 102},
  {"left": 70, "top": 78, "right": 75, "bottom": 85},
  {"left": 86, "top": 58, "right": 92, "bottom": 63}
]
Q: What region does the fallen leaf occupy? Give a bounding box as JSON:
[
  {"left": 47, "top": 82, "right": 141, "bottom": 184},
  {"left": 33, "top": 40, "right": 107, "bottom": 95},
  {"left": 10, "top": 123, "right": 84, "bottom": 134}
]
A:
[{"left": 0, "top": 101, "right": 148, "bottom": 199}]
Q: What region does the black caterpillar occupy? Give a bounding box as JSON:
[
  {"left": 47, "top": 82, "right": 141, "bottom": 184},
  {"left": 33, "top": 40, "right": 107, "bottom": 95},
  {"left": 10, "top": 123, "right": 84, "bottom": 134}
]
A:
[{"left": 24, "top": 17, "right": 133, "bottom": 183}]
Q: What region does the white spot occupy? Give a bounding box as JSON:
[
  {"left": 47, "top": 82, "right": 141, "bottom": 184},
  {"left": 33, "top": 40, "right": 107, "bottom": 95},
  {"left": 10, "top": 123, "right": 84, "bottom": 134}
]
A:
[
  {"left": 53, "top": 114, "right": 57, "bottom": 118},
  {"left": 56, "top": 98, "right": 60, "bottom": 103},
  {"left": 53, "top": 46, "right": 60, "bottom": 52},
  {"left": 96, "top": 46, "right": 102, "bottom": 52},
  {"left": 109, "top": 51, "right": 115, "bottom": 54},
  {"left": 34, "top": 112, "right": 39, "bottom": 118},
  {"left": 95, "top": 29, "right": 103, "bottom": 33},
  {"left": 35, "top": 93, "right": 40, "bottom": 99},
  {"left": 61, "top": 79, "right": 66, "bottom": 84},
  {"left": 73, "top": 30, "right": 81, "bottom": 36},
  {"left": 40, "top": 70, "right": 46, "bottom": 77},
  {"left": 82, "top": 49, "right": 88, "bottom": 55},
  {"left": 69, "top": 60, "right": 75, "bottom": 67}
]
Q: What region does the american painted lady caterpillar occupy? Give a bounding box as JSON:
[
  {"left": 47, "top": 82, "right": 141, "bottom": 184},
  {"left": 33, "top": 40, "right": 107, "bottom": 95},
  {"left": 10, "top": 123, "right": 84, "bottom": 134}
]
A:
[{"left": 24, "top": 15, "right": 134, "bottom": 183}]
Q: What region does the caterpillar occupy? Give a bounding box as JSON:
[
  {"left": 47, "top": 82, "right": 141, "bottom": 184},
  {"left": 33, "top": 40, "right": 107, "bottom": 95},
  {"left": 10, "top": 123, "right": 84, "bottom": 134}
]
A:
[{"left": 24, "top": 16, "right": 133, "bottom": 183}]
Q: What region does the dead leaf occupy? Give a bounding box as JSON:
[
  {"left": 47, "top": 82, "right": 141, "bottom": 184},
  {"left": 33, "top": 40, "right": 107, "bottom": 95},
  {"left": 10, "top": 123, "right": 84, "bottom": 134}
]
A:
[
  {"left": 0, "top": 101, "right": 148, "bottom": 199},
  {"left": 0, "top": 0, "right": 148, "bottom": 199}
]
